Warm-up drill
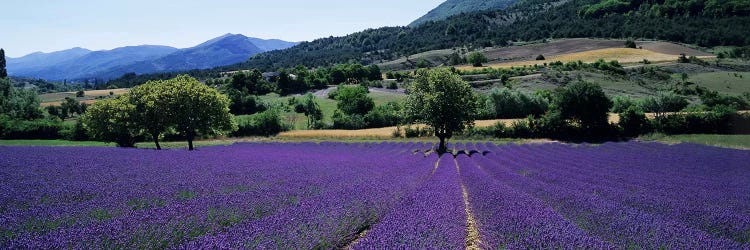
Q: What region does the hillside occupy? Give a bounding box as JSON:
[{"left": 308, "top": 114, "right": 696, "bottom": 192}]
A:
[
  {"left": 223, "top": 0, "right": 749, "bottom": 72},
  {"left": 409, "top": 0, "right": 519, "bottom": 27},
  {"left": 7, "top": 34, "right": 298, "bottom": 81}
]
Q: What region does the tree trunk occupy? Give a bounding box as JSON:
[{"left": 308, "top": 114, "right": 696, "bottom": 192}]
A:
[
  {"left": 437, "top": 136, "right": 447, "bottom": 155},
  {"left": 153, "top": 136, "right": 161, "bottom": 150},
  {"left": 187, "top": 132, "right": 195, "bottom": 151}
]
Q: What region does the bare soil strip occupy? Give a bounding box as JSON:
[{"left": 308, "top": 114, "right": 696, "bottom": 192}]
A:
[
  {"left": 344, "top": 227, "right": 371, "bottom": 250},
  {"left": 454, "top": 158, "right": 482, "bottom": 250}
]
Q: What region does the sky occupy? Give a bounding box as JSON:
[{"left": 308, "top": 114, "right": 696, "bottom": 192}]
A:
[{"left": 0, "top": 0, "right": 445, "bottom": 58}]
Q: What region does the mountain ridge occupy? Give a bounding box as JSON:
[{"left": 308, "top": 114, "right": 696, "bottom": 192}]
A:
[{"left": 6, "top": 34, "right": 299, "bottom": 81}]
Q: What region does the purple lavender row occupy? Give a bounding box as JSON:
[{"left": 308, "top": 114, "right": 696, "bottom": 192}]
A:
[
  {"left": 184, "top": 149, "right": 436, "bottom": 248},
  {"left": 484, "top": 142, "right": 750, "bottom": 244},
  {"left": 476, "top": 142, "right": 747, "bottom": 248},
  {"left": 1, "top": 144, "right": 357, "bottom": 247},
  {"left": 455, "top": 154, "right": 612, "bottom": 249},
  {"left": 351, "top": 154, "right": 467, "bottom": 249},
  {"left": 1, "top": 143, "right": 433, "bottom": 248}
]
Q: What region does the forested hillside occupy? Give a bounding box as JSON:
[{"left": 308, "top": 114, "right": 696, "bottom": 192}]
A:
[
  {"left": 109, "top": 0, "right": 750, "bottom": 84},
  {"left": 409, "top": 0, "right": 519, "bottom": 27}
]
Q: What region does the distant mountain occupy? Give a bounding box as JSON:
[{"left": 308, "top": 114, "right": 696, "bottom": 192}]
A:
[
  {"left": 409, "top": 0, "right": 519, "bottom": 27},
  {"left": 7, "top": 34, "right": 298, "bottom": 81},
  {"left": 12, "top": 45, "right": 178, "bottom": 80},
  {"left": 246, "top": 37, "right": 299, "bottom": 52},
  {"left": 7, "top": 47, "right": 92, "bottom": 75}
]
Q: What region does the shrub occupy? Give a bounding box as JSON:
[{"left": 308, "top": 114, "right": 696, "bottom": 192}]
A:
[
  {"left": 0, "top": 116, "right": 64, "bottom": 139},
  {"left": 467, "top": 52, "right": 488, "bottom": 67},
  {"left": 364, "top": 102, "right": 402, "bottom": 128},
  {"left": 555, "top": 81, "right": 612, "bottom": 131},
  {"left": 335, "top": 86, "right": 373, "bottom": 115},
  {"left": 625, "top": 39, "right": 637, "bottom": 48},
  {"left": 619, "top": 106, "right": 648, "bottom": 137},
  {"left": 403, "top": 126, "right": 432, "bottom": 138},
  {"left": 487, "top": 89, "right": 549, "bottom": 119},
  {"left": 640, "top": 92, "right": 689, "bottom": 115},
  {"left": 536, "top": 54, "right": 546, "bottom": 60},
  {"left": 699, "top": 90, "right": 750, "bottom": 110},
  {"left": 59, "top": 120, "right": 91, "bottom": 141},
  {"left": 650, "top": 106, "right": 743, "bottom": 134},
  {"left": 529, "top": 112, "right": 570, "bottom": 138},
  {"left": 611, "top": 95, "right": 636, "bottom": 113},
  {"left": 331, "top": 110, "right": 366, "bottom": 129},
  {"left": 387, "top": 81, "right": 398, "bottom": 90},
  {"left": 506, "top": 120, "right": 533, "bottom": 138},
  {"left": 232, "top": 110, "right": 288, "bottom": 137}
]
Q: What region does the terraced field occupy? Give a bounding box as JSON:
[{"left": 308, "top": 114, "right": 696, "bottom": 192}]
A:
[{"left": 1, "top": 142, "right": 748, "bottom": 248}]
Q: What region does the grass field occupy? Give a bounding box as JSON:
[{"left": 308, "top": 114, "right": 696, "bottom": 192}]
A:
[
  {"left": 640, "top": 134, "right": 750, "bottom": 149},
  {"left": 687, "top": 71, "right": 750, "bottom": 95}
]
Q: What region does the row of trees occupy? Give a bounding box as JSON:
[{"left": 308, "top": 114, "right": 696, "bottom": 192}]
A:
[{"left": 83, "top": 75, "right": 236, "bottom": 150}]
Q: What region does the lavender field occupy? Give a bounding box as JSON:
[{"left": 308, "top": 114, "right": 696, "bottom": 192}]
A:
[{"left": 1, "top": 142, "right": 749, "bottom": 249}]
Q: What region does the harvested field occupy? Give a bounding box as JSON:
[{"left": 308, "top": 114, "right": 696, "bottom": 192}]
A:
[
  {"left": 457, "top": 48, "right": 715, "bottom": 71},
  {"left": 39, "top": 88, "right": 129, "bottom": 107},
  {"left": 481, "top": 38, "right": 711, "bottom": 63}
]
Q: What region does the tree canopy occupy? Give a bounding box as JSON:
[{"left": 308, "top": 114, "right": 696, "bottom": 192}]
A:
[
  {"left": 467, "top": 52, "right": 488, "bottom": 67},
  {"left": 82, "top": 95, "right": 141, "bottom": 147},
  {"left": 156, "top": 75, "right": 237, "bottom": 150},
  {"left": 83, "top": 75, "right": 236, "bottom": 150},
  {"left": 405, "top": 68, "right": 479, "bottom": 153},
  {"left": 554, "top": 81, "right": 612, "bottom": 130},
  {"left": 0, "top": 48, "right": 7, "bottom": 78}
]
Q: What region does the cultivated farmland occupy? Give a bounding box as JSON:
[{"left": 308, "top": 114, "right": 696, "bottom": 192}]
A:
[{"left": 1, "top": 142, "right": 748, "bottom": 248}]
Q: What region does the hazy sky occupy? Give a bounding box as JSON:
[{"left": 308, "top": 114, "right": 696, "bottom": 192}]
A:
[{"left": 0, "top": 0, "right": 445, "bottom": 57}]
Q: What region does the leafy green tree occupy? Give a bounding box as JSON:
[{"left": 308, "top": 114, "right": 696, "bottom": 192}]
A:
[
  {"left": 5, "top": 88, "right": 43, "bottom": 120},
  {"left": 640, "top": 92, "right": 689, "bottom": 118},
  {"left": 335, "top": 86, "right": 374, "bottom": 116},
  {"left": 296, "top": 93, "right": 323, "bottom": 129},
  {"left": 366, "top": 65, "right": 382, "bottom": 81},
  {"left": 554, "top": 81, "right": 612, "bottom": 130},
  {"left": 157, "top": 75, "right": 237, "bottom": 150},
  {"left": 127, "top": 81, "right": 172, "bottom": 150},
  {"left": 405, "top": 68, "right": 479, "bottom": 154},
  {"left": 611, "top": 95, "right": 635, "bottom": 113},
  {"left": 467, "top": 52, "right": 488, "bottom": 67},
  {"left": 82, "top": 95, "right": 141, "bottom": 147},
  {"left": 448, "top": 52, "right": 465, "bottom": 66},
  {"left": 0, "top": 48, "right": 7, "bottom": 78}
]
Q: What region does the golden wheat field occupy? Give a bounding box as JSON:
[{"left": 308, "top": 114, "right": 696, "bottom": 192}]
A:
[{"left": 456, "top": 48, "right": 715, "bottom": 71}]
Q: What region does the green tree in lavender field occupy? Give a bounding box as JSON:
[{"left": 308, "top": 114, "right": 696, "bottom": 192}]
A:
[
  {"left": 127, "top": 80, "right": 173, "bottom": 150},
  {"left": 405, "top": 68, "right": 479, "bottom": 154},
  {"left": 157, "top": 75, "right": 236, "bottom": 150},
  {"left": 82, "top": 95, "right": 141, "bottom": 147}
]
